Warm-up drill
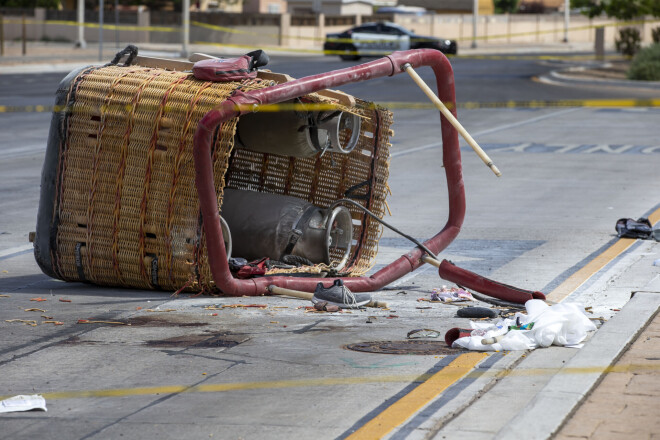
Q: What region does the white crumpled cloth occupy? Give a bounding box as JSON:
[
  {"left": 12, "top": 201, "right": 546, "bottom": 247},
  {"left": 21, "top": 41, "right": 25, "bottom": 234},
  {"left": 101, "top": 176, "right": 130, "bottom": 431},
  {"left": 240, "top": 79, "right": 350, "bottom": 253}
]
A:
[{"left": 453, "top": 300, "right": 597, "bottom": 351}]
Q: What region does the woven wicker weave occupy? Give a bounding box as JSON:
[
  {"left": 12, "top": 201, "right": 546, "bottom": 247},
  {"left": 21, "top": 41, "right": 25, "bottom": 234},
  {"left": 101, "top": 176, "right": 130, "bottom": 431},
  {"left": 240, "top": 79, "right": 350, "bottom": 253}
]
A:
[{"left": 46, "top": 63, "right": 393, "bottom": 293}]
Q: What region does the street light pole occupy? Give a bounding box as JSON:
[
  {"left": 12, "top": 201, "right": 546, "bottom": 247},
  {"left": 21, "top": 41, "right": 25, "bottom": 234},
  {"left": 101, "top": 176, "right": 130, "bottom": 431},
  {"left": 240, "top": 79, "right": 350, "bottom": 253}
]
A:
[
  {"left": 563, "top": 0, "right": 569, "bottom": 42},
  {"left": 471, "top": 0, "right": 478, "bottom": 48},
  {"left": 182, "top": 0, "right": 190, "bottom": 58},
  {"left": 77, "top": 0, "right": 86, "bottom": 48},
  {"left": 99, "top": 0, "right": 104, "bottom": 61}
]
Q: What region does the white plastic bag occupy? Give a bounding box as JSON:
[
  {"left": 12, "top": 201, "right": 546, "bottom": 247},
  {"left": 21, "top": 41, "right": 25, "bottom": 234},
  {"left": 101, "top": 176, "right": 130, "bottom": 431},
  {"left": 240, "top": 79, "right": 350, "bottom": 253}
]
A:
[
  {"left": 452, "top": 300, "right": 596, "bottom": 351},
  {"left": 0, "top": 395, "right": 47, "bottom": 413}
]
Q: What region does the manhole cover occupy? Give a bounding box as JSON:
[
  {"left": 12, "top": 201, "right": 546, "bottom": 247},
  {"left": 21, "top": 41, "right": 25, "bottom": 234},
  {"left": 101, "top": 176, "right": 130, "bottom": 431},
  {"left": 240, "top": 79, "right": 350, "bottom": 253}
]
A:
[{"left": 344, "top": 340, "right": 462, "bottom": 355}]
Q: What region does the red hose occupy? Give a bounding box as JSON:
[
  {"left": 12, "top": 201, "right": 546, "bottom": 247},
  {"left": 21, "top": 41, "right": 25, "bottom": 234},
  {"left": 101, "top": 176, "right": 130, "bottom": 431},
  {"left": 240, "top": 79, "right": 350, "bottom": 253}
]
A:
[{"left": 193, "top": 49, "right": 464, "bottom": 296}]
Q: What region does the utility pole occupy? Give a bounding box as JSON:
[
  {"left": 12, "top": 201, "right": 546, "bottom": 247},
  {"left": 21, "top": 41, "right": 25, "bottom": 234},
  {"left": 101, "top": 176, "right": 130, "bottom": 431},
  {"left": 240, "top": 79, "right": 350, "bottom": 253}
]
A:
[
  {"left": 182, "top": 0, "right": 190, "bottom": 57},
  {"left": 114, "top": 0, "right": 119, "bottom": 48},
  {"left": 99, "top": 0, "right": 104, "bottom": 61},
  {"left": 471, "top": 0, "right": 478, "bottom": 48},
  {"left": 563, "top": 0, "right": 569, "bottom": 42},
  {"left": 77, "top": 0, "right": 86, "bottom": 48}
]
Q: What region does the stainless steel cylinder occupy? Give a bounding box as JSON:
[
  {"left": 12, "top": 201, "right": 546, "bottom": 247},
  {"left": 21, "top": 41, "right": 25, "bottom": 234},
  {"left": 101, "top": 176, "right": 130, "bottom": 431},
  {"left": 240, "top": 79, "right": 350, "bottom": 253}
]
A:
[
  {"left": 219, "top": 216, "right": 232, "bottom": 259},
  {"left": 220, "top": 189, "right": 353, "bottom": 269},
  {"left": 235, "top": 102, "right": 361, "bottom": 157}
]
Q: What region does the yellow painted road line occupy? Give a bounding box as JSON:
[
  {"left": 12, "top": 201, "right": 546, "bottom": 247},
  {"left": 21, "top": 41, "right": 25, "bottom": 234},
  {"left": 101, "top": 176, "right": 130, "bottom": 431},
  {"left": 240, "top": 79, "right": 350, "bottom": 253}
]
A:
[
  {"left": 548, "top": 205, "right": 660, "bottom": 303},
  {"left": 2, "top": 99, "right": 660, "bottom": 115},
  {"left": 3, "top": 360, "right": 658, "bottom": 403},
  {"left": 547, "top": 238, "right": 636, "bottom": 303},
  {"left": 346, "top": 352, "right": 488, "bottom": 440},
  {"left": 0, "top": 371, "right": 467, "bottom": 402}
]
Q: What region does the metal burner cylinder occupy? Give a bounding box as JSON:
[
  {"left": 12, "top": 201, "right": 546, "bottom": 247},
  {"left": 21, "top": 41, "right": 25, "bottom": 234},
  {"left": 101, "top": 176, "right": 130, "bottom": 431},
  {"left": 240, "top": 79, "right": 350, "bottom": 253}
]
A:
[
  {"left": 235, "top": 103, "right": 361, "bottom": 157},
  {"left": 220, "top": 189, "right": 353, "bottom": 269}
]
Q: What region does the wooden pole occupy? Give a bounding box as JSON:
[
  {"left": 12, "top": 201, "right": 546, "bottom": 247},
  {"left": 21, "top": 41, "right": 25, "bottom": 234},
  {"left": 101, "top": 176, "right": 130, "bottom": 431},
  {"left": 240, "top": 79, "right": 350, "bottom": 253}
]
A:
[
  {"left": 268, "top": 285, "right": 389, "bottom": 309},
  {"left": 421, "top": 255, "right": 441, "bottom": 267},
  {"left": 402, "top": 63, "right": 502, "bottom": 177}
]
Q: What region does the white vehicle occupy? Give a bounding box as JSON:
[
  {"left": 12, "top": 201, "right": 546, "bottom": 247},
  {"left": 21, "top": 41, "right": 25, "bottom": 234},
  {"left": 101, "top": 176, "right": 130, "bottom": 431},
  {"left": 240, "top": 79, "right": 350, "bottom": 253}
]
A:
[{"left": 324, "top": 22, "right": 457, "bottom": 61}]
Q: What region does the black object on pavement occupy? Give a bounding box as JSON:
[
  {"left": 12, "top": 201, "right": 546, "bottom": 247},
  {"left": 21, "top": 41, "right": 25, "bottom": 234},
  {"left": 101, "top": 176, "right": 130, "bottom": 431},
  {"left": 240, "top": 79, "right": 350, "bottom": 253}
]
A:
[
  {"left": 457, "top": 307, "right": 500, "bottom": 319},
  {"left": 615, "top": 217, "right": 653, "bottom": 239}
]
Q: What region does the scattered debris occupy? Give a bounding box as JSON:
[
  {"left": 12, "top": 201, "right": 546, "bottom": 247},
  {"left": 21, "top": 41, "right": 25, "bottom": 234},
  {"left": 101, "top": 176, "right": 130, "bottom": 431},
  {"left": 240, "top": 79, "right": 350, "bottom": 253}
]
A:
[
  {"left": 42, "top": 320, "right": 64, "bottom": 326},
  {"left": 457, "top": 307, "right": 500, "bottom": 319},
  {"left": 407, "top": 329, "right": 441, "bottom": 339},
  {"left": 77, "top": 319, "right": 129, "bottom": 325},
  {"left": 313, "top": 301, "right": 340, "bottom": 312},
  {"left": 204, "top": 304, "right": 267, "bottom": 310},
  {"left": 59, "top": 298, "right": 72, "bottom": 303},
  {"left": 30, "top": 297, "right": 47, "bottom": 302},
  {"left": 0, "top": 395, "right": 47, "bottom": 414},
  {"left": 305, "top": 305, "right": 341, "bottom": 313},
  {"left": 366, "top": 316, "right": 377, "bottom": 323},
  {"left": 5, "top": 319, "right": 37, "bottom": 326},
  {"left": 446, "top": 300, "right": 596, "bottom": 351},
  {"left": 145, "top": 309, "right": 177, "bottom": 312},
  {"left": 0, "top": 294, "right": 10, "bottom": 298},
  {"left": 431, "top": 286, "right": 474, "bottom": 303},
  {"left": 387, "top": 314, "right": 399, "bottom": 319},
  {"left": 615, "top": 217, "right": 656, "bottom": 240},
  {"left": 24, "top": 308, "right": 47, "bottom": 313}
]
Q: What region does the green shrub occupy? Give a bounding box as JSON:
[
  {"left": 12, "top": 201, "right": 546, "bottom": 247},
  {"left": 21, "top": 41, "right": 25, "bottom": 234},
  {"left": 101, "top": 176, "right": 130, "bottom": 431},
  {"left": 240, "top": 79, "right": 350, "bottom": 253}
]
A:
[
  {"left": 627, "top": 43, "right": 660, "bottom": 81},
  {"left": 494, "top": 0, "right": 520, "bottom": 13},
  {"left": 652, "top": 27, "right": 660, "bottom": 44},
  {"left": 615, "top": 27, "right": 642, "bottom": 57}
]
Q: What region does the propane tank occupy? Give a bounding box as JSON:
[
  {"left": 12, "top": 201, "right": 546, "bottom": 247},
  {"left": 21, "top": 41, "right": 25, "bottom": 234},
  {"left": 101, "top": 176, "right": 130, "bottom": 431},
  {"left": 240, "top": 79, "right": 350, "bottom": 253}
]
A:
[
  {"left": 220, "top": 189, "right": 353, "bottom": 269},
  {"left": 235, "top": 102, "right": 361, "bottom": 157}
]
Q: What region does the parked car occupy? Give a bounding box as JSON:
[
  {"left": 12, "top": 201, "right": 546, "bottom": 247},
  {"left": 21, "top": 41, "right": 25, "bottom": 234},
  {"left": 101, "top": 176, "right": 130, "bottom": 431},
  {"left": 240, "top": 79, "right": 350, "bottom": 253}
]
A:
[{"left": 323, "top": 22, "right": 458, "bottom": 61}]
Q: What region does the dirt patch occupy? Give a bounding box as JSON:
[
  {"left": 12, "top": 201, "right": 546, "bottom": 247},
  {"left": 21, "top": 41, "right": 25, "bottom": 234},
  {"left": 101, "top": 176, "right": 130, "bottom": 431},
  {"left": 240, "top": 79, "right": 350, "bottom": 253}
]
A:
[
  {"left": 145, "top": 333, "right": 249, "bottom": 349},
  {"left": 125, "top": 316, "right": 209, "bottom": 327}
]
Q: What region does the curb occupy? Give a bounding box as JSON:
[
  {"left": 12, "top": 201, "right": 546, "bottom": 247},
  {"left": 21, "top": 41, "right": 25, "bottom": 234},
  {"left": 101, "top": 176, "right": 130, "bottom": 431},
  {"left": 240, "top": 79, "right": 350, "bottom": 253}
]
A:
[
  {"left": 538, "top": 66, "right": 660, "bottom": 90},
  {"left": 0, "top": 45, "right": 314, "bottom": 75},
  {"left": 496, "top": 290, "right": 660, "bottom": 440}
]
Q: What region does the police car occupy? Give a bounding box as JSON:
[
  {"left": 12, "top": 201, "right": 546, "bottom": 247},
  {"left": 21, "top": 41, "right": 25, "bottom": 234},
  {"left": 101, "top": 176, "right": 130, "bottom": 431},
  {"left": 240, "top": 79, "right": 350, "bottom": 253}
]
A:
[{"left": 323, "top": 22, "right": 457, "bottom": 61}]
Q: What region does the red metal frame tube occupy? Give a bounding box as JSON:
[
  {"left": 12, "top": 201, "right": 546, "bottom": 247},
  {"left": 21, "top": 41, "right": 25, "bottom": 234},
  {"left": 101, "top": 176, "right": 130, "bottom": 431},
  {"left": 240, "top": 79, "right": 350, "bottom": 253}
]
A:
[{"left": 193, "top": 49, "right": 465, "bottom": 296}]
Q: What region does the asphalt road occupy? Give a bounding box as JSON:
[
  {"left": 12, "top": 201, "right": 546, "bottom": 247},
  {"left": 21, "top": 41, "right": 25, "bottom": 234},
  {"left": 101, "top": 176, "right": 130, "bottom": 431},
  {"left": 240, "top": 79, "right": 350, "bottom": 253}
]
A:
[
  {"left": 0, "top": 54, "right": 655, "bottom": 106},
  {"left": 0, "top": 54, "right": 659, "bottom": 439}
]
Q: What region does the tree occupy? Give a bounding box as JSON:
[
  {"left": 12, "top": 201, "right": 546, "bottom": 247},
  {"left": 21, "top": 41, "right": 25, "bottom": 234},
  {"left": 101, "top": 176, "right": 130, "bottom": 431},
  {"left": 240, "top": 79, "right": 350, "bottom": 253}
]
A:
[
  {"left": 572, "top": 0, "right": 660, "bottom": 57},
  {"left": 571, "top": 0, "right": 660, "bottom": 20},
  {"left": 494, "top": 0, "right": 520, "bottom": 14}
]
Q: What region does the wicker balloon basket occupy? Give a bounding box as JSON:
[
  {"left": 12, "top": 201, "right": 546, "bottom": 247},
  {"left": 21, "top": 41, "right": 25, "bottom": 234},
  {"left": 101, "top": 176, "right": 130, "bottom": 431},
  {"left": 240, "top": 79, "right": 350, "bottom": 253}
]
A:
[{"left": 34, "top": 50, "right": 394, "bottom": 294}]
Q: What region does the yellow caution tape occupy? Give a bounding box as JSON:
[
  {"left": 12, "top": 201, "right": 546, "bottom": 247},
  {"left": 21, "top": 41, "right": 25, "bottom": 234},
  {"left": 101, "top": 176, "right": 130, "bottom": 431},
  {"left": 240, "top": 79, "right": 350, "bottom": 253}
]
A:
[
  {"left": 3, "top": 16, "right": 657, "bottom": 53},
  {"left": 2, "top": 99, "right": 659, "bottom": 115},
  {"left": 3, "top": 17, "right": 179, "bottom": 32}
]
